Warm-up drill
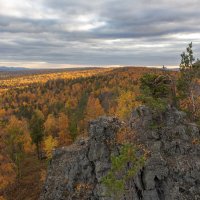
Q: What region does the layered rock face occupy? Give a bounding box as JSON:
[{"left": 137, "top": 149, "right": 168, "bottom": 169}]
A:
[{"left": 40, "top": 107, "right": 200, "bottom": 200}]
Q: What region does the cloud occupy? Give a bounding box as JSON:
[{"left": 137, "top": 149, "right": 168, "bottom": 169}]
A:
[{"left": 0, "top": 0, "right": 200, "bottom": 67}]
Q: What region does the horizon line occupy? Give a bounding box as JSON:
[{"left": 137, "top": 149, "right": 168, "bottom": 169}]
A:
[{"left": 0, "top": 64, "right": 179, "bottom": 70}]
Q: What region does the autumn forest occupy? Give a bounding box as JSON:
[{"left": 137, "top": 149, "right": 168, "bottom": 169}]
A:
[
  {"left": 1, "top": 43, "right": 200, "bottom": 200},
  {"left": 0, "top": 66, "right": 156, "bottom": 199}
]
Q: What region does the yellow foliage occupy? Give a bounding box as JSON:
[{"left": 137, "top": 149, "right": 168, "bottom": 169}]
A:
[
  {"left": 0, "top": 68, "right": 111, "bottom": 94},
  {"left": 6, "top": 116, "right": 34, "bottom": 154},
  {"left": 116, "top": 90, "right": 140, "bottom": 119},
  {"left": 43, "top": 136, "right": 58, "bottom": 159}
]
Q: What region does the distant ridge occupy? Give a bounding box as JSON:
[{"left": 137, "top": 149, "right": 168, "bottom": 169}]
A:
[{"left": 0, "top": 66, "right": 29, "bottom": 71}]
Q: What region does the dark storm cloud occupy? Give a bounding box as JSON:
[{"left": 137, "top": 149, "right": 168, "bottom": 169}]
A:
[{"left": 0, "top": 0, "right": 200, "bottom": 67}]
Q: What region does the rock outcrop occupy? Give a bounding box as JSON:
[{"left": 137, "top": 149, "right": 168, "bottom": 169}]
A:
[
  {"left": 40, "top": 107, "right": 200, "bottom": 200},
  {"left": 129, "top": 106, "right": 200, "bottom": 200},
  {"left": 40, "top": 117, "right": 121, "bottom": 200}
]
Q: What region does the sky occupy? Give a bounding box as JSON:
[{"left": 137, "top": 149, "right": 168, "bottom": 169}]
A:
[{"left": 0, "top": 0, "right": 200, "bottom": 68}]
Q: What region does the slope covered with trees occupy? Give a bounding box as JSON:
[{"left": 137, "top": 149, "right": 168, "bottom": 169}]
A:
[
  {"left": 0, "top": 43, "right": 200, "bottom": 199},
  {"left": 1, "top": 67, "right": 158, "bottom": 199}
]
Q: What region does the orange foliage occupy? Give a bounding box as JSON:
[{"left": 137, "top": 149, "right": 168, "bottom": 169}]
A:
[
  {"left": 0, "top": 129, "right": 16, "bottom": 196},
  {"left": 116, "top": 126, "right": 136, "bottom": 144},
  {"left": 44, "top": 114, "right": 57, "bottom": 136},
  {"left": 85, "top": 94, "right": 105, "bottom": 121}
]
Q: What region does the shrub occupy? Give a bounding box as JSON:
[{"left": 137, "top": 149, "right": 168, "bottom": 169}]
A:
[{"left": 101, "top": 144, "right": 146, "bottom": 199}]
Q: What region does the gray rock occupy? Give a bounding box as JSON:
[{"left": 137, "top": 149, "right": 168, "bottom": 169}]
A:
[{"left": 40, "top": 107, "right": 200, "bottom": 200}]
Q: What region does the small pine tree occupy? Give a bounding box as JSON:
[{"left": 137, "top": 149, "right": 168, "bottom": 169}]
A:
[
  {"left": 177, "top": 42, "right": 200, "bottom": 118},
  {"left": 30, "top": 110, "right": 44, "bottom": 159},
  {"left": 102, "top": 144, "right": 146, "bottom": 199},
  {"left": 139, "top": 73, "right": 172, "bottom": 112}
]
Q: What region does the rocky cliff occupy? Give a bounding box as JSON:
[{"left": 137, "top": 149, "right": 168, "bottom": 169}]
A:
[{"left": 40, "top": 106, "right": 200, "bottom": 200}]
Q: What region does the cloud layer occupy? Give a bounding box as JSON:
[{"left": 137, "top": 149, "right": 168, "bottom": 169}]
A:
[{"left": 0, "top": 0, "right": 200, "bottom": 67}]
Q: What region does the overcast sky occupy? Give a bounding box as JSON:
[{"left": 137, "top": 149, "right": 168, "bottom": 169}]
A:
[{"left": 0, "top": 0, "right": 200, "bottom": 68}]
